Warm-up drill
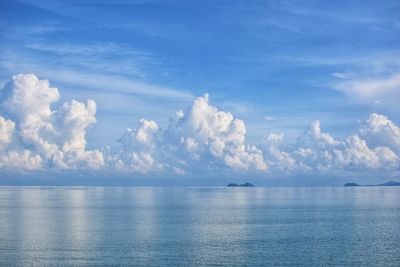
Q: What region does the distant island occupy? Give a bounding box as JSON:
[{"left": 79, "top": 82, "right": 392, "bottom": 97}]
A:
[
  {"left": 344, "top": 181, "right": 400, "bottom": 187},
  {"left": 344, "top": 182, "right": 360, "bottom": 187},
  {"left": 227, "top": 182, "right": 255, "bottom": 187}
]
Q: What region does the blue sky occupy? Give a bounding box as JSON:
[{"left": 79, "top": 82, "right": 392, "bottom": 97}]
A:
[{"left": 1, "top": 0, "right": 400, "bottom": 184}]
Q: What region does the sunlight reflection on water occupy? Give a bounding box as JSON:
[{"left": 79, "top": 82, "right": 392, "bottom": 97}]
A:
[{"left": 0, "top": 186, "right": 399, "bottom": 266}]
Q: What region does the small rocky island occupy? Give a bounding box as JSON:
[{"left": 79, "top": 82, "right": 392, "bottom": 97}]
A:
[
  {"left": 344, "top": 182, "right": 360, "bottom": 187},
  {"left": 344, "top": 181, "right": 400, "bottom": 187},
  {"left": 379, "top": 181, "right": 400, "bottom": 186},
  {"left": 227, "top": 182, "right": 255, "bottom": 187}
]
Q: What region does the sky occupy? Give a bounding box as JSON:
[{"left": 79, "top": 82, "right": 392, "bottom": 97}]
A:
[{"left": 0, "top": 0, "right": 400, "bottom": 185}]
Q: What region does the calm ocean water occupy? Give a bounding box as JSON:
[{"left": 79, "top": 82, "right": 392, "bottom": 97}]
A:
[{"left": 0, "top": 186, "right": 399, "bottom": 266}]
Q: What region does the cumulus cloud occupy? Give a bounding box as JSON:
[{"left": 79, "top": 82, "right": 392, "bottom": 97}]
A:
[
  {"left": 111, "top": 94, "right": 268, "bottom": 174},
  {"left": 0, "top": 75, "right": 266, "bottom": 174},
  {"left": 0, "top": 74, "right": 104, "bottom": 170},
  {"left": 1, "top": 73, "right": 399, "bottom": 178},
  {"left": 359, "top": 113, "right": 400, "bottom": 153},
  {"left": 116, "top": 119, "right": 164, "bottom": 173},
  {"left": 0, "top": 117, "right": 15, "bottom": 149},
  {"left": 262, "top": 114, "right": 400, "bottom": 174}
]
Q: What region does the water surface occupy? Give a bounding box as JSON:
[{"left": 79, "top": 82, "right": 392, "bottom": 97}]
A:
[{"left": 1, "top": 186, "right": 399, "bottom": 266}]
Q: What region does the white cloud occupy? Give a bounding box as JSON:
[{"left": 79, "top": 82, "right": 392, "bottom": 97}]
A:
[
  {"left": 359, "top": 113, "right": 400, "bottom": 153},
  {"left": 335, "top": 73, "right": 400, "bottom": 100},
  {"left": 0, "top": 74, "right": 266, "bottom": 174},
  {"left": 116, "top": 119, "right": 164, "bottom": 173},
  {"left": 0, "top": 74, "right": 104, "bottom": 170},
  {"left": 329, "top": 52, "right": 400, "bottom": 109},
  {"left": 165, "top": 94, "right": 267, "bottom": 172},
  {"left": 330, "top": 72, "right": 351, "bottom": 79},
  {"left": 264, "top": 116, "right": 276, "bottom": 121},
  {"left": 297, "top": 120, "right": 340, "bottom": 148},
  {"left": 0, "top": 150, "right": 43, "bottom": 170},
  {"left": 1, "top": 73, "right": 60, "bottom": 120},
  {"left": 111, "top": 94, "right": 268, "bottom": 174},
  {"left": 262, "top": 115, "right": 400, "bottom": 173},
  {"left": 336, "top": 135, "right": 398, "bottom": 169},
  {"left": 1, "top": 73, "right": 399, "bottom": 178},
  {"left": 25, "top": 42, "right": 141, "bottom": 56},
  {"left": 263, "top": 133, "right": 297, "bottom": 172},
  {"left": 0, "top": 116, "right": 15, "bottom": 150},
  {"left": 1, "top": 59, "right": 193, "bottom": 101}
]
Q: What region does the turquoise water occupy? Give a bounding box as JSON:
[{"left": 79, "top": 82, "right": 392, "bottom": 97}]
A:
[{"left": 0, "top": 186, "right": 399, "bottom": 266}]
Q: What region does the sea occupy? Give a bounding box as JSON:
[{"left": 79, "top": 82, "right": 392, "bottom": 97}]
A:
[{"left": 0, "top": 186, "right": 399, "bottom": 266}]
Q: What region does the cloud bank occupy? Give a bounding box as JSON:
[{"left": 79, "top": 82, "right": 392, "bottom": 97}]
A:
[
  {"left": 0, "top": 74, "right": 399, "bottom": 178},
  {"left": 263, "top": 116, "right": 399, "bottom": 174}
]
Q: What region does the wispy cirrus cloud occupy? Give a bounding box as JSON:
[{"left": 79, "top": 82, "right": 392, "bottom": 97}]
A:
[
  {"left": 1, "top": 61, "right": 193, "bottom": 101},
  {"left": 276, "top": 50, "right": 400, "bottom": 68},
  {"left": 326, "top": 51, "right": 400, "bottom": 110},
  {"left": 264, "top": 116, "right": 277, "bottom": 121},
  {"left": 2, "top": 22, "right": 70, "bottom": 35},
  {"left": 335, "top": 73, "right": 400, "bottom": 99},
  {"left": 0, "top": 46, "right": 191, "bottom": 101},
  {"left": 23, "top": 41, "right": 161, "bottom": 78},
  {"left": 25, "top": 42, "right": 152, "bottom": 57}
]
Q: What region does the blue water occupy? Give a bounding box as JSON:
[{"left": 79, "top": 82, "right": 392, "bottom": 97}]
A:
[{"left": 0, "top": 186, "right": 399, "bottom": 266}]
